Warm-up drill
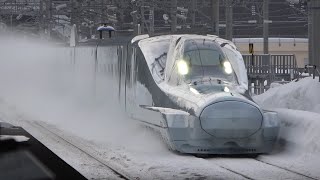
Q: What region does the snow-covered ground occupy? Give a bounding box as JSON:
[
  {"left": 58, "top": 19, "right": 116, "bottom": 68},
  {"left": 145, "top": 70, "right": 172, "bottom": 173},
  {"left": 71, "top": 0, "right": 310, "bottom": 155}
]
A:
[
  {"left": 255, "top": 77, "right": 320, "bottom": 113},
  {"left": 254, "top": 77, "right": 320, "bottom": 179},
  {"left": 1, "top": 35, "right": 320, "bottom": 179},
  {"left": 0, "top": 99, "right": 314, "bottom": 180}
]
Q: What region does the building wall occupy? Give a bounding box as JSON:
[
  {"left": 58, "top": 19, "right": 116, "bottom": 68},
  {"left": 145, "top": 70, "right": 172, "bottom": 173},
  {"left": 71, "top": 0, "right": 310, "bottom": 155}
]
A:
[{"left": 233, "top": 38, "right": 308, "bottom": 68}]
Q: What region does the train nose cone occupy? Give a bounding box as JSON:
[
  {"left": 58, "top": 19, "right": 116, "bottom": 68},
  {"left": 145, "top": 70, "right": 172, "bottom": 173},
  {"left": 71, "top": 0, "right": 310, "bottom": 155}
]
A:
[{"left": 200, "top": 101, "right": 263, "bottom": 138}]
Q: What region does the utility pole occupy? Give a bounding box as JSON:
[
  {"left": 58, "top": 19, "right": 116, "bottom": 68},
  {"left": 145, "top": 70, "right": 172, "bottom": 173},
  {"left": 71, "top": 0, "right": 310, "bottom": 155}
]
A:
[
  {"left": 118, "top": 0, "right": 125, "bottom": 29},
  {"left": 140, "top": 0, "right": 145, "bottom": 34},
  {"left": 70, "top": 0, "right": 79, "bottom": 41},
  {"left": 39, "top": 0, "right": 44, "bottom": 36},
  {"left": 10, "top": 14, "right": 13, "bottom": 32},
  {"left": 211, "top": 0, "right": 219, "bottom": 36},
  {"left": 70, "top": 0, "right": 77, "bottom": 27},
  {"left": 100, "top": 0, "right": 106, "bottom": 23},
  {"left": 70, "top": 0, "right": 75, "bottom": 25},
  {"left": 47, "top": 0, "right": 52, "bottom": 38},
  {"left": 171, "top": 0, "right": 177, "bottom": 33},
  {"left": 263, "top": 0, "right": 269, "bottom": 54},
  {"left": 132, "top": 5, "right": 138, "bottom": 35},
  {"left": 149, "top": 4, "right": 155, "bottom": 36},
  {"left": 310, "top": 0, "right": 320, "bottom": 67},
  {"left": 191, "top": 0, "right": 196, "bottom": 27},
  {"left": 308, "top": 0, "right": 313, "bottom": 65},
  {"left": 225, "top": 0, "right": 233, "bottom": 40}
]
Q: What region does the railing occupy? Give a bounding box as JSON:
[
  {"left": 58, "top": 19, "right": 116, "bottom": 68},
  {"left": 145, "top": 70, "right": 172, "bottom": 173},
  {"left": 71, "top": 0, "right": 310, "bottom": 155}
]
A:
[
  {"left": 243, "top": 54, "right": 298, "bottom": 95},
  {"left": 243, "top": 54, "right": 298, "bottom": 82}
]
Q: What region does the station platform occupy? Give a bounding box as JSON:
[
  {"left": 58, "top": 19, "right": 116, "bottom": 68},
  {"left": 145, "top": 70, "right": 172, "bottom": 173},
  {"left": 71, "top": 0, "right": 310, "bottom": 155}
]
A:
[{"left": 0, "top": 122, "right": 87, "bottom": 180}]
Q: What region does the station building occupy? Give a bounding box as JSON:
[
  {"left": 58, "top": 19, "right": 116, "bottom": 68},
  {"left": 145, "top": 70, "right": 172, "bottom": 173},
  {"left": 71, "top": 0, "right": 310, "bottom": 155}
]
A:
[{"left": 233, "top": 38, "right": 308, "bottom": 68}]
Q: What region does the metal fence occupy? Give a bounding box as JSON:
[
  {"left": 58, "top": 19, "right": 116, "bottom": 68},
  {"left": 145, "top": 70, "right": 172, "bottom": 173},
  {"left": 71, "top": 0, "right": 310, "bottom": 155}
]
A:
[{"left": 243, "top": 54, "right": 298, "bottom": 95}]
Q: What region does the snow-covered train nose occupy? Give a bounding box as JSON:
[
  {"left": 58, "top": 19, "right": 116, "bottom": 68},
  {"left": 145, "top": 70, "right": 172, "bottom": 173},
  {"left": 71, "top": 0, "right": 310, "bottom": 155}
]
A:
[{"left": 200, "top": 101, "right": 263, "bottom": 138}]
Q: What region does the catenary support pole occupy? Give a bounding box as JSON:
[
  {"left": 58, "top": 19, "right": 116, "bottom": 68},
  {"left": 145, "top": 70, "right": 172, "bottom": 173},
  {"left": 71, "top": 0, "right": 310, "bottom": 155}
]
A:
[
  {"left": 308, "top": 0, "right": 313, "bottom": 65},
  {"left": 171, "top": 0, "right": 177, "bottom": 33},
  {"left": 191, "top": 0, "right": 196, "bottom": 27},
  {"left": 310, "top": 0, "right": 320, "bottom": 67},
  {"left": 225, "top": 0, "right": 233, "bottom": 40},
  {"left": 263, "top": 0, "right": 269, "bottom": 54},
  {"left": 211, "top": 0, "right": 219, "bottom": 36},
  {"left": 149, "top": 1, "right": 155, "bottom": 36}
]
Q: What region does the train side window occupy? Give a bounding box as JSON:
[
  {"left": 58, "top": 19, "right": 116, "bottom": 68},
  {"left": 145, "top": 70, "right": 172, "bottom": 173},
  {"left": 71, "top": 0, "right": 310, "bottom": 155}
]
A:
[
  {"left": 150, "top": 52, "right": 167, "bottom": 83},
  {"left": 139, "top": 39, "right": 170, "bottom": 84}
]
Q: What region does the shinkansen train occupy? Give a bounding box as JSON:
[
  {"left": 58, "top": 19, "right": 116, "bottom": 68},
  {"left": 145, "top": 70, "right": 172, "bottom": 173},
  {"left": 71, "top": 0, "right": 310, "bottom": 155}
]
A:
[{"left": 73, "top": 34, "right": 280, "bottom": 155}]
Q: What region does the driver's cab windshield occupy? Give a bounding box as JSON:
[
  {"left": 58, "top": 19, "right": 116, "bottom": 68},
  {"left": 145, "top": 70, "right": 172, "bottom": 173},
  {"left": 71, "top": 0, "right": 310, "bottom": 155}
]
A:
[{"left": 174, "top": 39, "right": 236, "bottom": 84}]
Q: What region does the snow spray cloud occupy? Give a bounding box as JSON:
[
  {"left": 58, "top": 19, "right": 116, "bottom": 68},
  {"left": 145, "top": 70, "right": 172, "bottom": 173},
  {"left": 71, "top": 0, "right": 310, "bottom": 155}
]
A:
[{"left": 0, "top": 33, "right": 166, "bottom": 152}]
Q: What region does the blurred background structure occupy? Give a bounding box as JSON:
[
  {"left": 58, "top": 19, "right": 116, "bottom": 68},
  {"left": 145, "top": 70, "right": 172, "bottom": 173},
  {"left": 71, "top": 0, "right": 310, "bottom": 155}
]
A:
[
  {"left": 0, "top": 0, "right": 319, "bottom": 67},
  {"left": 0, "top": 0, "right": 309, "bottom": 39}
]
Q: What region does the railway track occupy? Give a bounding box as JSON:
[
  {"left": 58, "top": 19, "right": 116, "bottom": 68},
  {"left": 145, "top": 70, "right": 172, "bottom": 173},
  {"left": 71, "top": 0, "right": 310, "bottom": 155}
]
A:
[
  {"left": 198, "top": 156, "right": 317, "bottom": 180},
  {"left": 30, "top": 121, "right": 132, "bottom": 180},
  {"left": 1, "top": 108, "right": 316, "bottom": 180},
  {"left": 30, "top": 121, "right": 317, "bottom": 180},
  {"left": 254, "top": 159, "right": 317, "bottom": 180},
  {"left": 0, "top": 107, "right": 129, "bottom": 179}
]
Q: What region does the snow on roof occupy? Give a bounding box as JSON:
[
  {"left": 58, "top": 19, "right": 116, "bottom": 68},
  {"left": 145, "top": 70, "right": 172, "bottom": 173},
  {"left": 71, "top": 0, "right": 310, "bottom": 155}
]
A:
[
  {"left": 131, "top": 34, "right": 149, "bottom": 44},
  {"left": 139, "top": 34, "right": 237, "bottom": 48},
  {"left": 97, "top": 25, "right": 115, "bottom": 31}
]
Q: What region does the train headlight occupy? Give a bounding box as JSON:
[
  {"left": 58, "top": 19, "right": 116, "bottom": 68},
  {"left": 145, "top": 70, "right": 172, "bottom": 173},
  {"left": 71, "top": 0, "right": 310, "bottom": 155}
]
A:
[
  {"left": 223, "top": 61, "right": 233, "bottom": 74},
  {"left": 224, "top": 87, "right": 230, "bottom": 92},
  {"left": 177, "top": 60, "right": 189, "bottom": 75}
]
